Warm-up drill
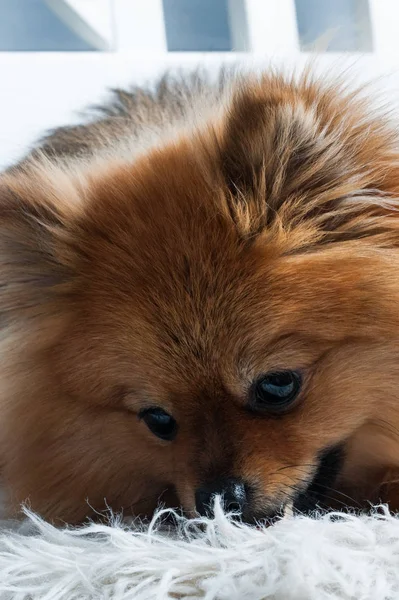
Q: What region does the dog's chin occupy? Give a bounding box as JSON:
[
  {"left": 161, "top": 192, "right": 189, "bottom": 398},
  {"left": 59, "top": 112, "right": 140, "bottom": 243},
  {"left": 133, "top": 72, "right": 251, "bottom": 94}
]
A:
[
  {"left": 293, "top": 443, "right": 347, "bottom": 515},
  {"left": 239, "top": 444, "right": 347, "bottom": 525}
]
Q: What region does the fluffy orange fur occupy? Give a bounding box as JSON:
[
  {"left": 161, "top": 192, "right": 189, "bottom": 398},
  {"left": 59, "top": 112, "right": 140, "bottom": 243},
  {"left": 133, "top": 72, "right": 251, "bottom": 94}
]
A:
[{"left": 1, "top": 68, "right": 399, "bottom": 523}]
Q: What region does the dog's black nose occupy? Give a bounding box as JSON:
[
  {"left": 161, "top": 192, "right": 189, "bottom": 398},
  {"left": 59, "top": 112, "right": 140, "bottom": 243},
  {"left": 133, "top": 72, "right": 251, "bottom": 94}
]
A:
[{"left": 195, "top": 477, "right": 248, "bottom": 516}]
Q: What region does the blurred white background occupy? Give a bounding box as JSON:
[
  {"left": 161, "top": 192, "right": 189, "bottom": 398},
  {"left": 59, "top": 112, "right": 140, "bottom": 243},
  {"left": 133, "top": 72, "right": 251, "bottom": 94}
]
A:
[{"left": 1, "top": 0, "right": 399, "bottom": 169}]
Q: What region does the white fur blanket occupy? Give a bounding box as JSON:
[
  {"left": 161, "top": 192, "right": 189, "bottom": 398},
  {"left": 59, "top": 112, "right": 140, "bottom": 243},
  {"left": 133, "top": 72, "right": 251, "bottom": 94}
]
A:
[{"left": 0, "top": 503, "right": 398, "bottom": 599}]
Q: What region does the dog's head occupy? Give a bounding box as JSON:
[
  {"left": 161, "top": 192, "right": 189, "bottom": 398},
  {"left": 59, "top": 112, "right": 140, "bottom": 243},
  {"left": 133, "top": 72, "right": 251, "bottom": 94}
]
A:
[{"left": 1, "top": 73, "right": 399, "bottom": 522}]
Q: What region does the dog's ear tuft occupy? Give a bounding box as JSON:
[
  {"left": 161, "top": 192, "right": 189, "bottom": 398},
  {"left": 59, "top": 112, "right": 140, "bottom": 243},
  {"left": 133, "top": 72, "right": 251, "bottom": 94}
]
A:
[
  {"left": 218, "top": 76, "right": 398, "bottom": 243},
  {"left": 219, "top": 80, "right": 344, "bottom": 235}
]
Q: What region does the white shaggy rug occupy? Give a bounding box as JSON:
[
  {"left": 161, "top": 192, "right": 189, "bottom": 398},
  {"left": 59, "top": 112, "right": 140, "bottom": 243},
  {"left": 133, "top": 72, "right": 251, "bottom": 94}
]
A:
[{"left": 0, "top": 502, "right": 398, "bottom": 600}]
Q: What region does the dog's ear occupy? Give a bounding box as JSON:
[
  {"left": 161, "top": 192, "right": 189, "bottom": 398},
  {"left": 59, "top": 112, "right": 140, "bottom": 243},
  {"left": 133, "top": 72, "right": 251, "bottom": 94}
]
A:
[
  {"left": 0, "top": 165, "right": 82, "bottom": 331},
  {"left": 218, "top": 76, "right": 399, "bottom": 243}
]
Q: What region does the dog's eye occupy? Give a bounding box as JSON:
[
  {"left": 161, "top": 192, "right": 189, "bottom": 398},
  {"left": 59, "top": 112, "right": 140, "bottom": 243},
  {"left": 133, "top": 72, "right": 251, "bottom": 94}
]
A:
[
  {"left": 138, "top": 407, "right": 177, "bottom": 441},
  {"left": 251, "top": 371, "right": 302, "bottom": 413}
]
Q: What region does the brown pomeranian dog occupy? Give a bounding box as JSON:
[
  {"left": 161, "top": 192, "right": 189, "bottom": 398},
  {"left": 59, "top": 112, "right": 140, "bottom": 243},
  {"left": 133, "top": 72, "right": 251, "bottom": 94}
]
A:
[{"left": 1, "top": 66, "right": 399, "bottom": 524}]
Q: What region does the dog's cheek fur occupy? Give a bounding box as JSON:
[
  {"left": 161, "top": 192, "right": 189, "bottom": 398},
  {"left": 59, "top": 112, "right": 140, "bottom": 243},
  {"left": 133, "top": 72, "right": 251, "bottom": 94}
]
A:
[{"left": 1, "top": 386, "right": 178, "bottom": 522}]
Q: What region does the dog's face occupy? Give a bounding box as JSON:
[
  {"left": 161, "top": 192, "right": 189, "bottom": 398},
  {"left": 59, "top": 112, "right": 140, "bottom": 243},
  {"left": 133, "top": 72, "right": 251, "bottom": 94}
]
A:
[{"left": 2, "top": 74, "right": 399, "bottom": 523}]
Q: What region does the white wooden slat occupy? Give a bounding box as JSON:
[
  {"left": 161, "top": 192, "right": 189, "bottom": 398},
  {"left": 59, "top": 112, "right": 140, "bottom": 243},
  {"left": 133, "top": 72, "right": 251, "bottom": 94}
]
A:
[
  {"left": 44, "top": 0, "right": 114, "bottom": 50},
  {"left": 113, "top": 0, "right": 167, "bottom": 53},
  {"left": 227, "top": 0, "right": 250, "bottom": 51},
  {"left": 368, "top": 0, "right": 399, "bottom": 54},
  {"left": 233, "top": 0, "right": 300, "bottom": 53}
]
